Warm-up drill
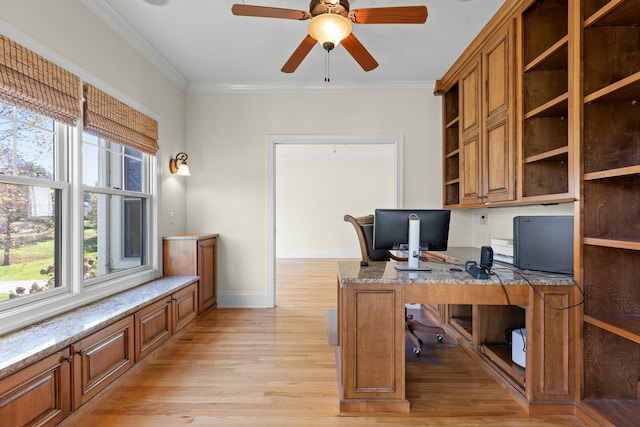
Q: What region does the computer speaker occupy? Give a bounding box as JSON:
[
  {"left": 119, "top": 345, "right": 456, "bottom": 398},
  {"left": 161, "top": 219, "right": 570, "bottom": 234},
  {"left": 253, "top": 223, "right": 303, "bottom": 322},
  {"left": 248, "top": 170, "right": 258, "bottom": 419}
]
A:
[{"left": 480, "top": 246, "right": 494, "bottom": 269}]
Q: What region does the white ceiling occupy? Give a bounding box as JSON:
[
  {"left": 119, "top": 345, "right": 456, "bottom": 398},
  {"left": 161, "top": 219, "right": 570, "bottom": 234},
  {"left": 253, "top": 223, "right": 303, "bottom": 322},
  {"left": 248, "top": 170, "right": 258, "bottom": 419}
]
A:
[{"left": 84, "top": 0, "right": 506, "bottom": 92}]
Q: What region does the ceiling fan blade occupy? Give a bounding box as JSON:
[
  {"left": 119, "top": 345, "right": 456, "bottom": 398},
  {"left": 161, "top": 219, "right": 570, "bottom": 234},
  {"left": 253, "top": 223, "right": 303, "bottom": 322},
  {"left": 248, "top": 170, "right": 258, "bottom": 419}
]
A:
[
  {"left": 350, "top": 6, "right": 428, "bottom": 24},
  {"left": 341, "top": 33, "right": 378, "bottom": 72},
  {"left": 281, "top": 35, "right": 317, "bottom": 73},
  {"left": 231, "top": 4, "right": 310, "bottom": 20}
]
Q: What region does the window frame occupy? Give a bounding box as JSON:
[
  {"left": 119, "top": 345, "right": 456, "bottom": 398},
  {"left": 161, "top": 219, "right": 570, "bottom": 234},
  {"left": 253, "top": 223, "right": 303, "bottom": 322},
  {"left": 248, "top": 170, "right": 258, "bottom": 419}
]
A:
[{"left": 0, "top": 103, "right": 160, "bottom": 336}]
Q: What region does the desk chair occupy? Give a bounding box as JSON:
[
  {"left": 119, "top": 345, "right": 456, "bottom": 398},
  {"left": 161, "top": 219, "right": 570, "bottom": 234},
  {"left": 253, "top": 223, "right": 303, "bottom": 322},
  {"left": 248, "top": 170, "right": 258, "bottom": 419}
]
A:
[{"left": 344, "top": 214, "right": 445, "bottom": 355}]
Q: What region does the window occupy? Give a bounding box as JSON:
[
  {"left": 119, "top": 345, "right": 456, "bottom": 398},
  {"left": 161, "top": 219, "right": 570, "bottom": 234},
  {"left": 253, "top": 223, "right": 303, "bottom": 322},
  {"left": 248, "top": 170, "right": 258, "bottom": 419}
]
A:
[
  {"left": 0, "top": 36, "right": 159, "bottom": 334},
  {"left": 82, "top": 135, "right": 149, "bottom": 281},
  {"left": 0, "top": 102, "right": 66, "bottom": 303}
]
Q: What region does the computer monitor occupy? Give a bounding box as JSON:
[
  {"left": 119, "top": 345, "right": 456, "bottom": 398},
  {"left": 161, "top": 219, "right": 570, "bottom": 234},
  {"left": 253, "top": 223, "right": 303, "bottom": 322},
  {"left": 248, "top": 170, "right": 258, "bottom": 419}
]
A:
[{"left": 373, "top": 209, "right": 451, "bottom": 252}]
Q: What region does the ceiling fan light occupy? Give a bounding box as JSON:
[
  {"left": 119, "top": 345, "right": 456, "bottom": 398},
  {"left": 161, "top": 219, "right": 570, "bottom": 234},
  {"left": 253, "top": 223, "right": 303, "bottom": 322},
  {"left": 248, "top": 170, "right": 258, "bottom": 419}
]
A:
[{"left": 307, "top": 14, "right": 352, "bottom": 51}]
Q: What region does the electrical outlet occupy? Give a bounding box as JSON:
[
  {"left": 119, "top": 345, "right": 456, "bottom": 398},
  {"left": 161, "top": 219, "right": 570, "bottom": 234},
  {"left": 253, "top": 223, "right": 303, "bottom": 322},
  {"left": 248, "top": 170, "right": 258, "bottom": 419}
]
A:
[
  {"left": 169, "top": 211, "right": 174, "bottom": 224},
  {"left": 480, "top": 213, "right": 488, "bottom": 225}
]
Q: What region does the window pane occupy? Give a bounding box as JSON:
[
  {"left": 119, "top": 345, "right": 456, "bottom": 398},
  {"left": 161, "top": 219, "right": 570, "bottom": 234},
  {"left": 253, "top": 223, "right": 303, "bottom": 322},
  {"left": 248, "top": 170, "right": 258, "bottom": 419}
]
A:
[
  {"left": 83, "top": 192, "right": 146, "bottom": 280},
  {"left": 82, "top": 136, "right": 145, "bottom": 192},
  {"left": 0, "top": 103, "right": 55, "bottom": 179},
  {"left": 0, "top": 184, "right": 60, "bottom": 303}
]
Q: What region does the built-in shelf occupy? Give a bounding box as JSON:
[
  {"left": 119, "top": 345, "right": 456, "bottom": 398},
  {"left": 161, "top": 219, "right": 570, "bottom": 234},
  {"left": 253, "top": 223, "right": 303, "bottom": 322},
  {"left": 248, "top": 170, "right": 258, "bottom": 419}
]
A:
[
  {"left": 524, "top": 36, "right": 568, "bottom": 72},
  {"left": 524, "top": 146, "right": 568, "bottom": 164},
  {"left": 584, "top": 165, "right": 640, "bottom": 181},
  {"left": 584, "top": 314, "right": 640, "bottom": 345},
  {"left": 524, "top": 93, "right": 568, "bottom": 119},
  {"left": 583, "top": 237, "right": 640, "bottom": 251}
]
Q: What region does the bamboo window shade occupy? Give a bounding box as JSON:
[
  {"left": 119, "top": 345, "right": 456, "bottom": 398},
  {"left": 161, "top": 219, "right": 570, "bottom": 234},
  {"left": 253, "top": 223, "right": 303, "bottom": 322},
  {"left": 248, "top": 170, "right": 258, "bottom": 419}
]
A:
[
  {"left": 0, "top": 35, "right": 81, "bottom": 124},
  {"left": 83, "top": 84, "right": 159, "bottom": 154}
]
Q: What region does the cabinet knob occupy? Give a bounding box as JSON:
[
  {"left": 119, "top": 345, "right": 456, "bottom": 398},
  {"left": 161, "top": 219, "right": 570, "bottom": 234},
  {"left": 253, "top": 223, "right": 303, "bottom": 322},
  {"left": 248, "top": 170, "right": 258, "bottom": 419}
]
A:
[{"left": 64, "top": 355, "right": 73, "bottom": 363}]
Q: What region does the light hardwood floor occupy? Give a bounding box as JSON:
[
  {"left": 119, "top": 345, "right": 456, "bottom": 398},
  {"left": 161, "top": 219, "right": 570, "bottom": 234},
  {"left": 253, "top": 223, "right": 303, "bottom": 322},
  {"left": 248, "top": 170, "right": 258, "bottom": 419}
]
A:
[{"left": 66, "top": 259, "right": 587, "bottom": 426}]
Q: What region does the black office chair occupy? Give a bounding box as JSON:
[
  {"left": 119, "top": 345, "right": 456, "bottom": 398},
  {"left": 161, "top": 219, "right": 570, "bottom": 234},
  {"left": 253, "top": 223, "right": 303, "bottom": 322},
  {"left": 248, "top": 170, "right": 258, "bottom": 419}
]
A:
[{"left": 344, "top": 214, "right": 445, "bottom": 354}]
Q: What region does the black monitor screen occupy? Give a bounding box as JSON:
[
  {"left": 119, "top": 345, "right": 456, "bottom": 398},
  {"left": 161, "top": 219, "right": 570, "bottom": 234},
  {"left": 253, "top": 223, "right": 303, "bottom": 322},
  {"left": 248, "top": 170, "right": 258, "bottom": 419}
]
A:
[{"left": 373, "top": 209, "right": 451, "bottom": 252}]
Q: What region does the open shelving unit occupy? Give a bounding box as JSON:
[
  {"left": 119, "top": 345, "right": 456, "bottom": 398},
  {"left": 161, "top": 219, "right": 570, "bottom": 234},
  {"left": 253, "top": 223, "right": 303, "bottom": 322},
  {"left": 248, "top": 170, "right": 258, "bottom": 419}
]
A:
[
  {"left": 521, "top": 0, "right": 571, "bottom": 200},
  {"left": 580, "top": 0, "right": 640, "bottom": 424},
  {"left": 442, "top": 83, "right": 461, "bottom": 207}
]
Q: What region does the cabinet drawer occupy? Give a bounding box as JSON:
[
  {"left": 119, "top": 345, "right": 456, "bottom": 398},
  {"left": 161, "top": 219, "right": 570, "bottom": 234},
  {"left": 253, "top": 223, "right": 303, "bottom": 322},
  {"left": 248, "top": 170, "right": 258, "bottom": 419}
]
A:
[{"left": 0, "top": 348, "right": 71, "bottom": 427}]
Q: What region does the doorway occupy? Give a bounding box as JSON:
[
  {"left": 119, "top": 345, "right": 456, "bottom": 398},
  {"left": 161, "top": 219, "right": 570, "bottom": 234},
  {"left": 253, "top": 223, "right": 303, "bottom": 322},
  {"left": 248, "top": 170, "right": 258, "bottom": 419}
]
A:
[{"left": 267, "top": 134, "right": 404, "bottom": 306}]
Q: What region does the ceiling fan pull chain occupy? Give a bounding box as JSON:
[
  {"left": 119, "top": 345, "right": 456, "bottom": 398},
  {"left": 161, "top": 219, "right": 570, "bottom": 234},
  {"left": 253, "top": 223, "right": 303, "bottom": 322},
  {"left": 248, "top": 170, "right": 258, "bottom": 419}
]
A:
[{"left": 325, "top": 50, "right": 330, "bottom": 83}]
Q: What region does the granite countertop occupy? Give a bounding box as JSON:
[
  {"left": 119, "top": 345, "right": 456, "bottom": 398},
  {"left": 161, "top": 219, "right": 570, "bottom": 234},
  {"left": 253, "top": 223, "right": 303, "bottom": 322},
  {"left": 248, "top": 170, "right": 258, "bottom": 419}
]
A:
[
  {"left": 0, "top": 275, "right": 198, "bottom": 378},
  {"left": 163, "top": 233, "right": 218, "bottom": 240},
  {"left": 338, "top": 247, "right": 576, "bottom": 287}
]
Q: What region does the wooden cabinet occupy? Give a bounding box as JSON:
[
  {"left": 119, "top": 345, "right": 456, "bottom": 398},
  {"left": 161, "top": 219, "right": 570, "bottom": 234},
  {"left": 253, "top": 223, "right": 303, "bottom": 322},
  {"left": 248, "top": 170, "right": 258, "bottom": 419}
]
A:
[
  {"left": 520, "top": 0, "right": 574, "bottom": 202},
  {"left": 0, "top": 279, "right": 198, "bottom": 426},
  {"left": 164, "top": 233, "right": 218, "bottom": 314},
  {"left": 0, "top": 348, "right": 71, "bottom": 427},
  {"left": 134, "top": 282, "right": 197, "bottom": 361},
  {"left": 438, "top": 20, "right": 515, "bottom": 207},
  {"left": 71, "top": 316, "right": 134, "bottom": 409},
  {"left": 135, "top": 297, "right": 172, "bottom": 362},
  {"left": 442, "top": 84, "right": 461, "bottom": 207},
  {"left": 172, "top": 282, "right": 198, "bottom": 332},
  {"left": 579, "top": 0, "right": 640, "bottom": 424}
]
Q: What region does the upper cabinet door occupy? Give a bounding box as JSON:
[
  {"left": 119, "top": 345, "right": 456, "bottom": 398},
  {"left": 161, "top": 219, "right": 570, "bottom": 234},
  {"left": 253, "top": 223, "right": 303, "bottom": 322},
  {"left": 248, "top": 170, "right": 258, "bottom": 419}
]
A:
[
  {"left": 460, "top": 58, "right": 481, "bottom": 137},
  {"left": 482, "top": 20, "right": 515, "bottom": 203}
]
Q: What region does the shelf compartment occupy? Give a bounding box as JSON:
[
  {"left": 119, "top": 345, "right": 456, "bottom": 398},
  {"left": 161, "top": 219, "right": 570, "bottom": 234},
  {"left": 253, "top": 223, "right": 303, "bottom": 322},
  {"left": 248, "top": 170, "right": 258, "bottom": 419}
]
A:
[
  {"left": 445, "top": 126, "right": 459, "bottom": 155},
  {"left": 522, "top": 0, "right": 568, "bottom": 65},
  {"left": 584, "top": 324, "right": 640, "bottom": 401},
  {"left": 444, "top": 154, "right": 459, "bottom": 182},
  {"left": 524, "top": 93, "right": 568, "bottom": 119},
  {"left": 444, "top": 182, "right": 460, "bottom": 207},
  {"left": 583, "top": 245, "right": 640, "bottom": 315},
  {"left": 524, "top": 73, "right": 569, "bottom": 114},
  {"left": 583, "top": 98, "right": 640, "bottom": 174},
  {"left": 583, "top": 22, "right": 640, "bottom": 96},
  {"left": 522, "top": 155, "right": 569, "bottom": 197},
  {"left": 444, "top": 84, "right": 459, "bottom": 125},
  {"left": 585, "top": 314, "right": 640, "bottom": 345},
  {"left": 584, "top": 0, "right": 640, "bottom": 27},
  {"left": 524, "top": 36, "right": 568, "bottom": 73},
  {"left": 583, "top": 175, "right": 640, "bottom": 241},
  {"left": 524, "top": 116, "right": 568, "bottom": 158}
]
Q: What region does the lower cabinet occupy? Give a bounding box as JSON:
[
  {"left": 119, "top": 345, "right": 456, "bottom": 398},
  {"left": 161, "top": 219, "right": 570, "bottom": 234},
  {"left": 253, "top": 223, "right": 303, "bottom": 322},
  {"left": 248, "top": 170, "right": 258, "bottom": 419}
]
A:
[
  {"left": 0, "top": 348, "right": 72, "bottom": 427},
  {"left": 135, "top": 297, "right": 173, "bottom": 362},
  {"left": 72, "top": 316, "right": 135, "bottom": 409},
  {"left": 0, "top": 282, "right": 198, "bottom": 426},
  {"left": 172, "top": 282, "right": 198, "bottom": 333}
]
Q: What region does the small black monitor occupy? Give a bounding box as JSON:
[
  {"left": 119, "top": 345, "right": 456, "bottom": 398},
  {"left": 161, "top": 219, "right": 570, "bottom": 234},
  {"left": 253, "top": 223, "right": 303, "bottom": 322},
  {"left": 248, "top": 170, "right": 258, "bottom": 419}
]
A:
[{"left": 373, "top": 209, "right": 451, "bottom": 252}]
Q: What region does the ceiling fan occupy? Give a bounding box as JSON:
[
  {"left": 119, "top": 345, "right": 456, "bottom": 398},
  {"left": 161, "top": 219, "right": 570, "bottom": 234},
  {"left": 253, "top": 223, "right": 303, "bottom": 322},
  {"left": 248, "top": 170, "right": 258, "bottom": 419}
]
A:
[{"left": 231, "top": 0, "right": 428, "bottom": 73}]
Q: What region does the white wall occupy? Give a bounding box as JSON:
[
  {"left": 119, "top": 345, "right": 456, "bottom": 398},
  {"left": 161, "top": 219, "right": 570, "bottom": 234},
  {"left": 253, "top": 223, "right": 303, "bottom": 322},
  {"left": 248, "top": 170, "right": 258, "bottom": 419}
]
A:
[
  {"left": 276, "top": 142, "right": 396, "bottom": 258},
  {"left": 186, "top": 91, "right": 466, "bottom": 306},
  {"left": 0, "top": 0, "right": 188, "bottom": 241}
]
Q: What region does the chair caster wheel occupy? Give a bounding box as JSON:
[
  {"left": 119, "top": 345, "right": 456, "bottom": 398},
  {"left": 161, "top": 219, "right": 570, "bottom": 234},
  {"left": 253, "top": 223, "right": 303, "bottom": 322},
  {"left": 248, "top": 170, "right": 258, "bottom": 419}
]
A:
[
  {"left": 436, "top": 334, "right": 444, "bottom": 342},
  {"left": 413, "top": 347, "right": 421, "bottom": 355}
]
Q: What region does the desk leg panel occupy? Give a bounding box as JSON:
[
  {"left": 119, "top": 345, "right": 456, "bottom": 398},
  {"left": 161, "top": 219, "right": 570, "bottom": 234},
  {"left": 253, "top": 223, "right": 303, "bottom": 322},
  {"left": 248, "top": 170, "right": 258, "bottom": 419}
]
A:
[{"left": 339, "top": 283, "right": 408, "bottom": 410}]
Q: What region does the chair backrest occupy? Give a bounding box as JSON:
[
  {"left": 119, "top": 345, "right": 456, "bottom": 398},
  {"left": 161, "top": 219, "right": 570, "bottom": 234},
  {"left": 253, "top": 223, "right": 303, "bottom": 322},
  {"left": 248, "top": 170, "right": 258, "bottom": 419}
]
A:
[{"left": 344, "top": 214, "right": 391, "bottom": 266}]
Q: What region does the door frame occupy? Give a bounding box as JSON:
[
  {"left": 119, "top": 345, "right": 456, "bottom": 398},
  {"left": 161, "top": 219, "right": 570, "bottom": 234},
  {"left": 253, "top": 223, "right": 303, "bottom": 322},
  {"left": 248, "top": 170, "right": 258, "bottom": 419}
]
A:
[{"left": 266, "top": 134, "right": 404, "bottom": 306}]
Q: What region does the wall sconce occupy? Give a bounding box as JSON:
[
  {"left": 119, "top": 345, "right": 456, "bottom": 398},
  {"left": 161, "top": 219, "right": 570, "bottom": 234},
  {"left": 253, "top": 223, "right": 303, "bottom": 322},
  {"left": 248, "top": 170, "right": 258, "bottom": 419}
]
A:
[{"left": 169, "top": 152, "right": 191, "bottom": 176}]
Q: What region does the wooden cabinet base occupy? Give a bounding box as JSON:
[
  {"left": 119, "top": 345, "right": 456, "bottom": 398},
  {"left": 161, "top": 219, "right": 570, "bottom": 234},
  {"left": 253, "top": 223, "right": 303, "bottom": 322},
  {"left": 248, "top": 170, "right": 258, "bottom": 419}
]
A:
[{"left": 0, "top": 349, "right": 71, "bottom": 427}]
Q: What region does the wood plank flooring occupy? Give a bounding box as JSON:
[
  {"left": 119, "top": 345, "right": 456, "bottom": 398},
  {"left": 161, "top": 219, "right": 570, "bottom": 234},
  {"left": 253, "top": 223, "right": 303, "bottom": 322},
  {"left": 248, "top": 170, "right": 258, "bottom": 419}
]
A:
[{"left": 66, "top": 259, "right": 587, "bottom": 426}]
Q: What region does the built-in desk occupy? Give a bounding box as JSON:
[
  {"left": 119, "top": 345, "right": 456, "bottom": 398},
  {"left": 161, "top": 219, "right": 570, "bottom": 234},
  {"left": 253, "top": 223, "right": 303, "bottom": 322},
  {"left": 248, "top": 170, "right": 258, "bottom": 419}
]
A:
[{"left": 336, "top": 250, "right": 578, "bottom": 413}]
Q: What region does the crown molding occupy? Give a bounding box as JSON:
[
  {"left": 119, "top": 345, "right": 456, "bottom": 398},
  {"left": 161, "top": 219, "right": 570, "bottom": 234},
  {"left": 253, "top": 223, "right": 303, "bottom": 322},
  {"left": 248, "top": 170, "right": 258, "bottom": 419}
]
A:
[
  {"left": 188, "top": 80, "right": 436, "bottom": 94},
  {"left": 82, "top": 0, "right": 190, "bottom": 91}
]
